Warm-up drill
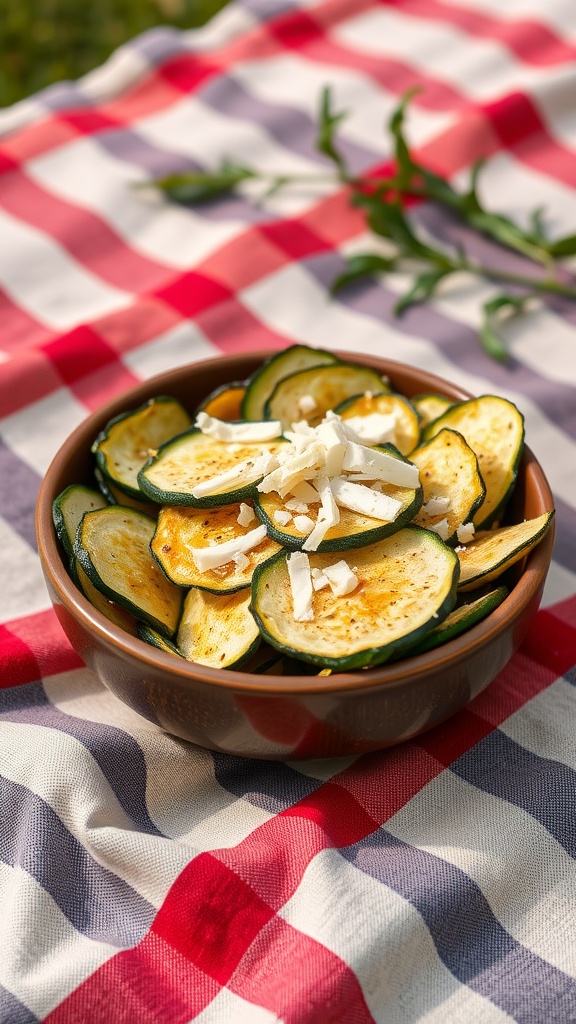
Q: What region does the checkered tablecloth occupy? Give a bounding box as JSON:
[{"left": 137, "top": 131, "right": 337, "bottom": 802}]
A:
[{"left": 2, "top": 1, "right": 576, "bottom": 1020}]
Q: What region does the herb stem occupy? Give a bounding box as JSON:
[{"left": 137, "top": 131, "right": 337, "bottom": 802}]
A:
[{"left": 457, "top": 258, "right": 576, "bottom": 299}]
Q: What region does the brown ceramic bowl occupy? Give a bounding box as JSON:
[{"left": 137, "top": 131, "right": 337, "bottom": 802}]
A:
[{"left": 36, "top": 351, "right": 554, "bottom": 759}]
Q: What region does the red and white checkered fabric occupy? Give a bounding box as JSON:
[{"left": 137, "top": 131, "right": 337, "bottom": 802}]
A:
[{"left": 1, "top": 1, "right": 576, "bottom": 1020}]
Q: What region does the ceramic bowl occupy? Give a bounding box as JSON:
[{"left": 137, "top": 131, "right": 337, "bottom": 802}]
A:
[{"left": 36, "top": 351, "right": 555, "bottom": 759}]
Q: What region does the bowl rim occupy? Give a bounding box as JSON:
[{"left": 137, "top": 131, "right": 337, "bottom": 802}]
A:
[{"left": 36, "top": 350, "right": 555, "bottom": 696}]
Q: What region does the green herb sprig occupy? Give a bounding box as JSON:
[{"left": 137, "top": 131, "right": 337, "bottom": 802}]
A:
[{"left": 148, "top": 87, "right": 576, "bottom": 361}]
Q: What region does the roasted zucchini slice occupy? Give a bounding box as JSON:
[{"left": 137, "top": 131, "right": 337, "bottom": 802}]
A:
[
  {"left": 411, "top": 393, "right": 453, "bottom": 427},
  {"left": 410, "top": 429, "right": 485, "bottom": 542},
  {"left": 138, "top": 430, "right": 286, "bottom": 508},
  {"left": 265, "top": 362, "right": 388, "bottom": 430},
  {"left": 407, "top": 586, "right": 508, "bottom": 655},
  {"left": 53, "top": 484, "right": 107, "bottom": 559},
  {"left": 177, "top": 588, "right": 260, "bottom": 668},
  {"left": 77, "top": 564, "right": 138, "bottom": 635},
  {"left": 196, "top": 381, "right": 246, "bottom": 421},
  {"left": 137, "top": 621, "right": 184, "bottom": 658},
  {"left": 250, "top": 527, "right": 459, "bottom": 670},
  {"left": 457, "top": 510, "right": 554, "bottom": 592},
  {"left": 242, "top": 345, "right": 338, "bottom": 421},
  {"left": 335, "top": 391, "right": 420, "bottom": 455},
  {"left": 422, "top": 395, "right": 525, "bottom": 528},
  {"left": 151, "top": 502, "right": 282, "bottom": 591},
  {"left": 255, "top": 476, "right": 422, "bottom": 552},
  {"left": 92, "top": 396, "right": 192, "bottom": 500},
  {"left": 94, "top": 467, "right": 158, "bottom": 517},
  {"left": 74, "top": 506, "right": 183, "bottom": 637}
]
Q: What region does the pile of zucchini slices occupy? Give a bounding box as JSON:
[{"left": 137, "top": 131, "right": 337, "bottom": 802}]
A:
[{"left": 53, "top": 345, "right": 554, "bottom": 675}]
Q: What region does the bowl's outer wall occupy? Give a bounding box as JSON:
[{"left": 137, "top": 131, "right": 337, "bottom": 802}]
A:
[{"left": 37, "top": 351, "right": 555, "bottom": 759}]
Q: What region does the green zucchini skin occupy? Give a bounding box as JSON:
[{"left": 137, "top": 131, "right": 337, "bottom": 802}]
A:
[
  {"left": 250, "top": 527, "right": 459, "bottom": 671},
  {"left": 93, "top": 467, "right": 159, "bottom": 518},
  {"left": 52, "top": 484, "right": 108, "bottom": 558},
  {"left": 406, "top": 586, "right": 508, "bottom": 655},
  {"left": 74, "top": 506, "right": 183, "bottom": 638},
  {"left": 264, "top": 362, "right": 388, "bottom": 429},
  {"left": 138, "top": 429, "right": 286, "bottom": 508},
  {"left": 137, "top": 622, "right": 185, "bottom": 658},
  {"left": 241, "top": 345, "right": 338, "bottom": 421},
  {"left": 92, "top": 395, "right": 192, "bottom": 501}
]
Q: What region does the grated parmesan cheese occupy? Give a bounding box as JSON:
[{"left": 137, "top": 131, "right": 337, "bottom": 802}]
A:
[
  {"left": 457, "top": 521, "right": 475, "bottom": 543},
  {"left": 293, "top": 514, "right": 315, "bottom": 535},
  {"left": 189, "top": 524, "right": 267, "bottom": 572},
  {"left": 237, "top": 503, "right": 255, "bottom": 527},
  {"left": 287, "top": 551, "right": 314, "bottom": 621}
]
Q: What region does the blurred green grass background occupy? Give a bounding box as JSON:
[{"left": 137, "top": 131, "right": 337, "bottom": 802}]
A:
[{"left": 1, "top": 0, "right": 230, "bottom": 107}]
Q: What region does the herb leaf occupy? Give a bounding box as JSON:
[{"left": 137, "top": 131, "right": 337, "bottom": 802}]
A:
[
  {"left": 331, "top": 253, "right": 399, "bottom": 293},
  {"left": 316, "top": 87, "right": 348, "bottom": 178},
  {"left": 151, "top": 160, "right": 255, "bottom": 205},
  {"left": 479, "top": 293, "right": 530, "bottom": 362},
  {"left": 394, "top": 268, "right": 453, "bottom": 315}
]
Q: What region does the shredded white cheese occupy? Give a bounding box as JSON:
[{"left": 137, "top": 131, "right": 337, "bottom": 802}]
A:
[
  {"left": 285, "top": 498, "right": 309, "bottom": 513},
  {"left": 192, "top": 453, "right": 277, "bottom": 499},
  {"left": 302, "top": 475, "right": 340, "bottom": 552},
  {"left": 424, "top": 495, "right": 451, "bottom": 516},
  {"left": 342, "top": 442, "right": 420, "bottom": 488},
  {"left": 341, "top": 412, "right": 397, "bottom": 446},
  {"left": 237, "top": 503, "right": 255, "bottom": 527},
  {"left": 457, "top": 521, "right": 475, "bottom": 543},
  {"left": 293, "top": 514, "right": 315, "bottom": 535},
  {"left": 233, "top": 551, "right": 250, "bottom": 571},
  {"left": 428, "top": 518, "right": 451, "bottom": 541},
  {"left": 273, "top": 510, "right": 292, "bottom": 527},
  {"left": 195, "top": 411, "right": 282, "bottom": 442},
  {"left": 298, "top": 394, "right": 317, "bottom": 415},
  {"left": 322, "top": 560, "right": 359, "bottom": 597},
  {"left": 331, "top": 478, "right": 403, "bottom": 522},
  {"left": 189, "top": 524, "right": 267, "bottom": 572},
  {"left": 311, "top": 567, "right": 330, "bottom": 591},
  {"left": 287, "top": 551, "right": 314, "bottom": 621},
  {"left": 289, "top": 480, "right": 320, "bottom": 503}
]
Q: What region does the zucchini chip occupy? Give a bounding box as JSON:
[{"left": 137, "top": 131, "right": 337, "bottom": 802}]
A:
[
  {"left": 411, "top": 393, "right": 453, "bottom": 428},
  {"left": 251, "top": 527, "right": 459, "bottom": 671},
  {"left": 407, "top": 586, "right": 508, "bottom": 655},
  {"left": 94, "top": 468, "right": 158, "bottom": 518},
  {"left": 422, "top": 395, "right": 525, "bottom": 528},
  {"left": 74, "top": 506, "right": 183, "bottom": 637},
  {"left": 77, "top": 564, "right": 138, "bottom": 635},
  {"left": 151, "top": 502, "right": 282, "bottom": 591},
  {"left": 457, "top": 510, "right": 554, "bottom": 592},
  {"left": 177, "top": 588, "right": 260, "bottom": 668},
  {"left": 137, "top": 621, "right": 184, "bottom": 658},
  {"left": 255, "top": 478, "right": 422, "bottom": 552},
  {"left": 196, "top": 381, "right": 246, "bottom": 421},
  {"left": 138, "top": 430, "right": 286, "bottom": 508},
  {"left": 92, "top": 396, "right": 192, "bottom": 500},
  {"left": 410, "top": 429, "right": 485, "bottom": 542},
  {"left": 53, "top": 484, "right": 107, "bottom": 558},
  {"left": 242, "top": 344, "right": 338, "bottom": 421},
  {"left": 336, "top": 391, "right": 420, "bottom": 455},
  {"left": 265, "top": 362, "right": 388, "bottom": 430}
]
